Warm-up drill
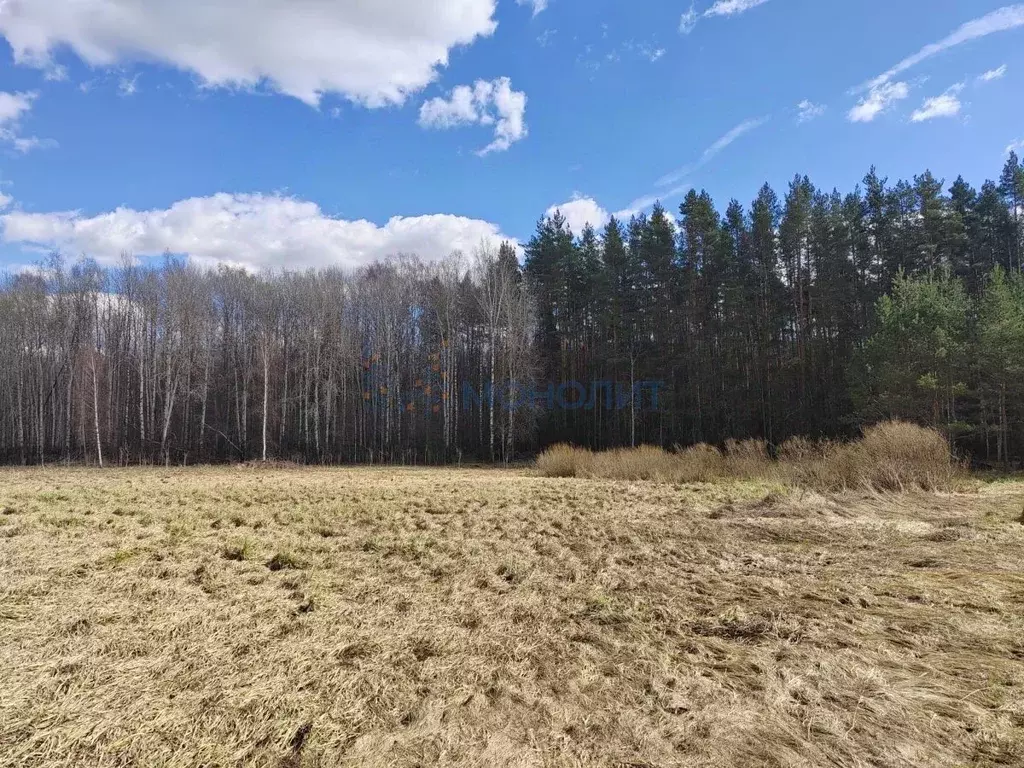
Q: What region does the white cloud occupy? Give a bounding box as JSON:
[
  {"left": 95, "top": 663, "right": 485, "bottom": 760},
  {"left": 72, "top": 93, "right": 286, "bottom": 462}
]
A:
[
  {"left": 418, "top": 77, "right": 528, "bottom": 155},
  {"left": 0, "top": 192, "right": 12, "bottom": 211},
  {"left": 679, "top": 5, "right": 699, "bottom": 34},
  {"left": 617, "top": 183, "right": 691, "bottom": 221},
  {"left": 0, "top": 0, "right": 498, "bottom": 107},
  {"left": 11, "top": 136, "right": 57, "bottom": 153},
  {"left": 0, "top": 91, "right": 36, "bottom": 125},
  {"left": 118, "top": 73, "right": 140, "bottom": 96},
  {"left": 681, "top": 0, "right": 768, "bottom": 35},
  {"left": 545, "top": 195, "right": 610, "bottom": 234},
  {"left": 857, "top": 5, "right": 1024, "bottom": 94},
  {"left": 797, "top": 100, "right": 826, "bottom": 123},
  {"left": 418, "top": 84, "right": 481, "bottom": 128},
  {"left": 0, "top": 90, "right": 53, "bottom": 153},
  {"left": 979, "top": 64, "right": 1008, "bottom": 81},
  {"left": 704, "top": 0, "right": 771, "bottom": 18},
  {"left": 1006, "top": 139, "right": 1024, "bottom": 155},
  {"left": 701, "top": 117, "right": 768, "bottom": 160},
  {"left": 848, "top": 81, "right": 910, "bottom": 123},
  {"left": 516, "top": 0, "right": 548, "bottom": 17},
  {"left": 640, "top": 45, "right": 666, "bottom": 62},
  {"left": 911, "top": 85, "right": 964, "bottom": 122},
  {"left": 0, "top": 193, "right": 516, "bottom": 270},
  {"left": 657, "top": 116, "right": 769, "bottom": 187}
]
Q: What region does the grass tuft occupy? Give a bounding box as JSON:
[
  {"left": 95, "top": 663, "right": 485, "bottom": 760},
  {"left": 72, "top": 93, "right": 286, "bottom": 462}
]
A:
[
  {"left": 266, "top": 551, "right": 304, "bottom": 571},
  {"left": 221, "top": 538, "right": 253, "bottom": 562}
]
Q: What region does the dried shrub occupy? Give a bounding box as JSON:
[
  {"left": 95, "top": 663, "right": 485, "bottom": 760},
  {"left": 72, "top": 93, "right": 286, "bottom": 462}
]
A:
[
  {"left": 535, "top": 444, "right": 587, "bottom": 478},
  {"left": 536, "top": 421, "right": 962, "bottom": 492},
  {"left": 723, "top": 439, "right": 773, "bottom": 480},
  {"left": 673, "top": 444, "right": 726, "bottom": 483},
  {"left": 831, "top": 421, "right": 962, "bottom": 492}
]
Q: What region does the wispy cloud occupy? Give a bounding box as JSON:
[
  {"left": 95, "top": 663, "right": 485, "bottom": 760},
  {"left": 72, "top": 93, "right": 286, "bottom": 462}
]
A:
[
  {"left": 979, "top": 64, "right": 1008, "bottom": 82},
  {"left": 679, "top": 5, "right": 699, "bottom": 34},
  {"left": 847, "top": 6, "right": 1024, "bottom": 125},
  {"left": 616, "top": 183, "right": 692, "bottom": 220},
  {"left": 0, "top": 90, "right": 55, "bottom": 153},
  {"left": 1006, "top": 139, "right": 1024, "bottom": 155},
  {"left": 857, "top": 4, "right": 1024, "bottom": 93},
  {"left": 848, "top": 81, "right": 910, "bottom": 123},
  {"left": 796, "top": 100, "right": 826, "bottom": 124},
  {"left": 911, "top": 84, "right": 964, "bottom": 122},
  {"left": 118, "top": 73, "right": 140, "bottom": 96},
  {"left": 536, "top": 28, "right": 556, "bottom": 47},
  {"left": 516, "top": 0, "right": 548, "bottom": 17},
  {"left": 704, "top": 0, "right": 771, "bottom": 18},
  {"left": 11, "top": 136, "right": 57, "bottom": 153},
  {"left": 681, "top": 0, "right": 770, "bottom": 35},
  {"left": 641, "top": 45, "right": 666, "bottom": 62},
  {"left": 656, "top": 116, "right": 770, "bottom": 187}
]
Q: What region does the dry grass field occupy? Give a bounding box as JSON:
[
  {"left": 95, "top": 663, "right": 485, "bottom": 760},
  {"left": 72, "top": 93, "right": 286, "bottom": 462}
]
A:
[{"left": 2, "top": 466, "right": 1024, "bottom": 767}]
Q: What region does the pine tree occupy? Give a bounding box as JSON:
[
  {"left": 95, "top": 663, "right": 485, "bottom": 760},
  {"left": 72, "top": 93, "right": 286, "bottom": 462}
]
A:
[
  {"left": 856, "top": 271, "right": 971, "bottom": 436},
  {"left": 998, "top": 151, "right": 1024, "bottom": 272},
  {"left": 977, "top": 267, "right": 1024, "bottom": 464}
]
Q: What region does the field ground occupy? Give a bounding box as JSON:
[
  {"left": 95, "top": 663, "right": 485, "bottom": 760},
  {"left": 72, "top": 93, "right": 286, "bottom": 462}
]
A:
[{"left": 2, "top": 467, "right": 1024, "bottom": 767}]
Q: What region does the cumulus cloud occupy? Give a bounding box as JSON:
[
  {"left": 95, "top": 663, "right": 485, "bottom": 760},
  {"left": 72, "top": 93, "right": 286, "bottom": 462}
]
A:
[
  {"left": 848, "top": 81, "right": 910, "bottom": 123},
  {"left": 979, "top": 64, "right": 1008, "bottom": 82},
  {"left": 516, "top": 0, "right": 548, "bottom": 17},
  {"left": 857, "top": 5, "right": 1024, "bottom": 94},
  {"left": 0, "top": 91, "right": 35, "bottom": 125},
  {"left": 545, "top": 195, "right": 610, "bottom": 234},
  {"left": 911, "top": 85, "right": 964, "bottom": 122},
  {"left": 0, "top": 0, "right": 498, "bottom": 107},
  {"left": 0, "top": 193, "right": 516, "bottom": 270},
  {"left": 418, "top": 77, "right": 528, "bottom": 155},
  {"left": 657, "top": 116, "right": 769, "bottom": 187},
  {"left": 797, "top": 100, "right": 826, "bottom": 123}
]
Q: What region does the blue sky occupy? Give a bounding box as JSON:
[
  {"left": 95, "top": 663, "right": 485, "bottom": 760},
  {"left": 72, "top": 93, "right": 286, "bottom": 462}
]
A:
[{"left": 0, "top": 0, "right": 1022, "bottom": 270}]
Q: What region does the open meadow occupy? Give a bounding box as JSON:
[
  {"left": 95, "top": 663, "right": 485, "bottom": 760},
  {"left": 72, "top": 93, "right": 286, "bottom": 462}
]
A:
[{"left": 2, "top": 465, "right": 1024, "bottom": 767}]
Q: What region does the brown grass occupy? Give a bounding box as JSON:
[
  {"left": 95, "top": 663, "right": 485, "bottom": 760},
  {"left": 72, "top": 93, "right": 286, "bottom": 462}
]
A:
[
  {"left": 2, "top": 465, "right": 1023, "bottom": 767},
  {"left": 538, "top": 421, "right": 965, "bottom": 492}
]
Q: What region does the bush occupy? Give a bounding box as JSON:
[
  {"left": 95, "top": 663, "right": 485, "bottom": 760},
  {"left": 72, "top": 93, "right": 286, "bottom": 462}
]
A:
[
  {"left": 535, "top": 421, "right": 962, "bottom": 492},
  {"left": 536, "top": 443, "right": 729, "bottom": 483},
  {"left": 723, "top": 439, "right": 773, "bottom": 480},
  {"left": 673, "top": 444, "right": 727, "bottom": 483},
  {"left": 586, "top": 445, "right": 687, "bottom": 481},
  {"left": 834, "top": 421, "right": 961, "bottom": 492},
  {"left": 535, "top": 444, "right": 587, "bottom": 478}
]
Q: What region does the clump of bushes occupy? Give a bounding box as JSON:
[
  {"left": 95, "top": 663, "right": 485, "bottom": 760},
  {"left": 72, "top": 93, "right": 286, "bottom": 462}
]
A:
[
  {"left": 537, "top": 442, "right": 733, "bottom": 483},
  {"left": 536, "top": 421, "right": 963, "bottom": 492},
  {"left": 534, "top": 443, "right": 583, "bottom": 478},
  {"left": 806, "top": 421, "right": 962, "bottom": 492}
]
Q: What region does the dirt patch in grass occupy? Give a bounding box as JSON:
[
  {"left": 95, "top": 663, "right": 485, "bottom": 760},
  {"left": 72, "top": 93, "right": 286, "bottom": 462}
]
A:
[{"left": 1, "top": 466, "right": 1023, "bottom": 767}]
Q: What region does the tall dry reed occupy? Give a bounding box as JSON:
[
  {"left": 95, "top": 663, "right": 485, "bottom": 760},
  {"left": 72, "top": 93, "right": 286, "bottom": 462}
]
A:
[{"left": 536, "top": 421, "right": 963, "bottom": 492}]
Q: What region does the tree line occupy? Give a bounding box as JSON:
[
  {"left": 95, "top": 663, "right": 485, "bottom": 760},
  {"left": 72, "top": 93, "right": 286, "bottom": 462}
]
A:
[{"left": 1, "top": 153, "right": 1023, "bottom": 466}]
